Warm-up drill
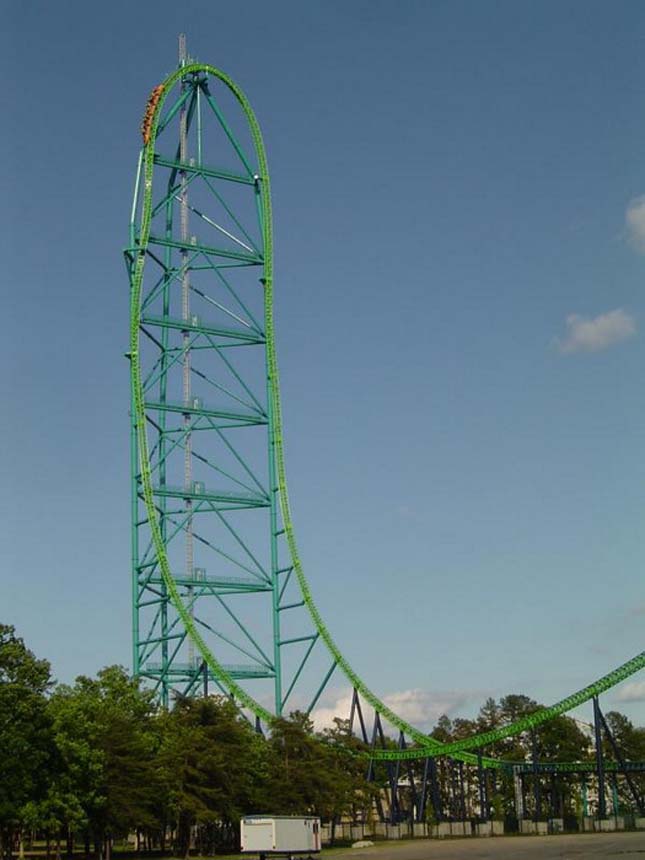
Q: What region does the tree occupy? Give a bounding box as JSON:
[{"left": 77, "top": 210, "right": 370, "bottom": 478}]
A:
[
  {"left": 478, "top": 698, "right": 503, "bottom": 733},
  {"left": 0, "top": 625, "right": 54, "bottom": 860},
  {"left": 318, "top": 718, "right": 375, "bottom": 827},
  {"left": 48, "top": 666, "right": 160, "bottom": 860},
  {"left": 263, "top": 713, "right": 375, "bottom": 836},
  {"left": 602, "top": 711, "right": 645, "bottom": 813},
  {"left": 156, "top": 695, "right": 267, "bottom": 856},
  {"left": 604, "top": 711, "right": 645, "bottom": 760},
  {"left": 265, "top": 712, "right": 325, "bottom": 815},
  {"left": 429, "top": 694, "right": 593, "bottom": 820},
  {"left": 430, "top": 715, "right": 453, "bottom": 743}
]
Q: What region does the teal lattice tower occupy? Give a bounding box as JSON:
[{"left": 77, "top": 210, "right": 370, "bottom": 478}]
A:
[{"left": 126, "top": 46, "right": 321, "bottom": 713}]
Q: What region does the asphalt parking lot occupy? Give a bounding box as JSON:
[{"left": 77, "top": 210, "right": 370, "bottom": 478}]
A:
[{"left": 326, "top": 831, "right": 645, "bottom": 859}]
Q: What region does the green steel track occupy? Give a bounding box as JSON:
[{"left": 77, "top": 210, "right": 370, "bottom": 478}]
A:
[{"left": 129, "top": 63, "right": 644, "bottom": 769}]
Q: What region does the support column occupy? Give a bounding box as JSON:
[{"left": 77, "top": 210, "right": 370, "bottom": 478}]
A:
[
  {"left": 429, "top": 757, "right": 443, "bottom": 822},
  {"left": 390, "top": 733, "right": 404, "bottom": 824},
  {"left": 597, "top": 700, "right": 645, "bottom": 814},
  {"left": 478, "top": 751, "right": 488, "bottom": 821},
  {"left": 458, "top": 760, "right": 467, "bottom": 820},
  {"left": 611, "top": 776, "right": 619, "bottom": 817},
  {"left": 593, "top": 695, "right": 607, "bottom": 819},
  {"left": 418, "top": 757, "right": 430, "bottom": 823},
  {"left": 450, "top": 759, "right": 460, "bottom": 820},
  {"left": 550, "top": 772, "right": 558, "bottom": 818},
  {"left": 581, "top": 774, "right": 588, "bottom": 818},
  {"left": 531, "top": 731, "right": 541, "bottom": 823},
  {"left": 513, "top": 766, "right": 524, "bottom": 821}
]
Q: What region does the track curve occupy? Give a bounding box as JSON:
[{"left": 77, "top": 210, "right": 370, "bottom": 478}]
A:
[{"left": 129, "top": 63, "right": 644, "bottom": 767}]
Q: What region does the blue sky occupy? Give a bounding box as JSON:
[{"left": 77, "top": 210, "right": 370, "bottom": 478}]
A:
[{"left": 2, "top": 0, "right": 645, "bottom": 730}]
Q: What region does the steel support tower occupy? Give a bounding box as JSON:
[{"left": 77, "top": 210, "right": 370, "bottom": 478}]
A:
[{"left": 127, "top": 39, "right": 333, "bottom": 712}]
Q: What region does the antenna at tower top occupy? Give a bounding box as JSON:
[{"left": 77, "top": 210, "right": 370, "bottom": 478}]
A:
[{"left": 178, "top": 33, "right": 187, "bottom": 67}]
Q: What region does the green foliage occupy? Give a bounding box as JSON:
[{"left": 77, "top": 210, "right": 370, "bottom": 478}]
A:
[
  {"left": 604, "top": 711, "right": 645, "bottom": 760},
  {"left": 156, "top": 696, "right": 267, "bottom": 855},
  {"left": 0, "top": 625, "right": 54, "bottom": 860},
  {"left": 48, "top": 666, "right": 160, "bottom": 857},
  {"left": 264, "top": 713, "right": 372, "bottom": 822},
  {"left": 431, "top": 694, "right": 593, "bottom": 819},
  {"left": 602, "top": 711, "right": 645, "bottom": 811}
]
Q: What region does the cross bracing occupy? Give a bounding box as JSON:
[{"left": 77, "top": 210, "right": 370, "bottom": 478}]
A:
[{"left": 127, "top": 59, "right": 337, "bottom": 715}]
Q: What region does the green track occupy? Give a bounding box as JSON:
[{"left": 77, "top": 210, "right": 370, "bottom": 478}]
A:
[{"left": 129, "top": 63, "right": 644, "bottom": 768}]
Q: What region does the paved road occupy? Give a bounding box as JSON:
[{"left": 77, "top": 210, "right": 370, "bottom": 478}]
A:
[{"left": 326, "top": 832, "right": 645, "bottom": 859}]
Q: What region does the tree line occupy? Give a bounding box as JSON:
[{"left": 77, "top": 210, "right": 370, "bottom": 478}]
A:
[
  {"left": 0, "top": 625, "right": 372, "bottom": 860},
  {"left": 2, "top": 623, "right": 644, "bottom": 860}
]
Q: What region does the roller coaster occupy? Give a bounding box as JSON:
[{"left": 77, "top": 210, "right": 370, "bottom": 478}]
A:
[{"left": 125, "top": 43, "right": 645, "bottom": 812}]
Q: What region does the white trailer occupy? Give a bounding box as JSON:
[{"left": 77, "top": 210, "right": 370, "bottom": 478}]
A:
[{"left": 241, "top": 816, "right": 321, "bottom": 857}]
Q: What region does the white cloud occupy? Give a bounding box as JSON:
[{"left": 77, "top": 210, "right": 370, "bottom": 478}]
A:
[
  {"left": 614, "top": 681, "right": 645, "bottom": 704},
  {"left": 626, "top": 196, "right": 645, "bottom": 252},
  {"left": 311, "top": 690, "right": 355, "bottom": 731},
  {"left": 311, "top": 686, "right": 478, "bottom": 733},
  {"left": 556, "top": 308, "right": 636, "bottom": 354}
]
